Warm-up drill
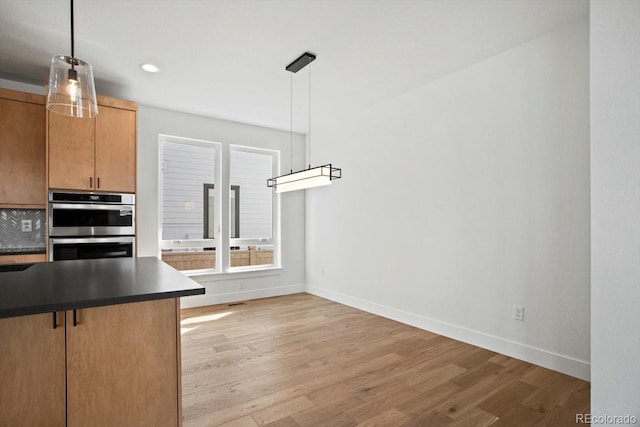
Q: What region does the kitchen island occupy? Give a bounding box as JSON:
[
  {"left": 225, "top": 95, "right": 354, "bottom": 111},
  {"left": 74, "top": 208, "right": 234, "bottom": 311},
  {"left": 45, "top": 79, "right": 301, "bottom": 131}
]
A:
[{"left": 0, "top": 257, "right": 205, "bottom": 427}]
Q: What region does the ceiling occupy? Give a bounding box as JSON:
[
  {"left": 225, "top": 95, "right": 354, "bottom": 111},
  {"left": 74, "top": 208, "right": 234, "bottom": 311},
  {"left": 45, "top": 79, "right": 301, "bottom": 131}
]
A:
[{"left": 0, "top": 0, "right": 588, "bottom": 133}]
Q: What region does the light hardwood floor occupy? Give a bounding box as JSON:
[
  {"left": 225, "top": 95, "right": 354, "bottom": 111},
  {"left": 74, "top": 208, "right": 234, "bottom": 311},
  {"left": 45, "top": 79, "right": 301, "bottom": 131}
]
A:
[{"left": 181, "top": 293, "right": 589, "bottom": 427}]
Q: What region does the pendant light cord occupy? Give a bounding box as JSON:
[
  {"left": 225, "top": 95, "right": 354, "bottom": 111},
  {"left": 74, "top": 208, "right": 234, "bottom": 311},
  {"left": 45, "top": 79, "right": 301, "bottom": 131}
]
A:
[
  {"left": 70, "top": 0, "right": 75, "bottom": 59},
  {"left": 290, "top": 72, "right": 293, "bottom": 174},
  {"left": 308, "top": 57, "right": 311, "bottom": 169}
]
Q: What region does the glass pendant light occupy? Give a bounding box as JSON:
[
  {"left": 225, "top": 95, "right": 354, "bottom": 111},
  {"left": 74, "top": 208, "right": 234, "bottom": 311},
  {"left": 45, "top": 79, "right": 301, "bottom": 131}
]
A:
[
  {"left": 267, "top": 52, "right": 341, "bottom": 193},
  {"left": 46, "top": 0, "right": 98, "bottom": 118}
]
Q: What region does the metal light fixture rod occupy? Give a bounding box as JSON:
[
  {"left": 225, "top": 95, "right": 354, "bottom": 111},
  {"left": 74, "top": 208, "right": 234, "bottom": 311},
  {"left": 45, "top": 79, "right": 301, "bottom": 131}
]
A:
[
  {"left": 70, "top": 0, "right": 75, "bottom": 58},
  {"left": 267, "top": 52, "right": 342, "bottom": 193},
  {"left": 68, "top": 0, "right": 78, "bottom": 84},
  {"left": 289, "top": 52, "right": 315, "bottom": 168}
]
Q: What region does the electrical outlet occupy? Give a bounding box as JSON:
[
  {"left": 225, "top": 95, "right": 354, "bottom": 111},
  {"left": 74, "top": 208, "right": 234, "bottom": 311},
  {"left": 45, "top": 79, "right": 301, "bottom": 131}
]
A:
[
  {"left": 513, "top": 305, "right": 524, "bottom": 321},
  {"left": 239, "top": 281, "right": 245, "bottom": 290},
  {"left": 21, "top": 220, "right": 32, "bottom": 233}
]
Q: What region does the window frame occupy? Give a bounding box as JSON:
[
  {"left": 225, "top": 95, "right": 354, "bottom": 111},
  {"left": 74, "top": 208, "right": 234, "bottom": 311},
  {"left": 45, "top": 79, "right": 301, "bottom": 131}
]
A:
[
  {"left": 228, "top": 144, "right": 280, "bottom": 272},
  {"left": 158, "top": 135, "right": 222, "bottom": 274},
  {"left": 158, "top": 135, "right": 281, "bottom": 275}
]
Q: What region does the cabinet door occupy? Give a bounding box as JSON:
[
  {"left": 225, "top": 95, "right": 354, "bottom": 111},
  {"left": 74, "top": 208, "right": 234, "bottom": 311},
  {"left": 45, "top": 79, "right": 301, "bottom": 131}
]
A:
[
  {"left": 95, "top": 106, "right": 136, "bottom": 192},
  {"left": 48, "top": 112, "right": 95, "bottom": 190},
  {"left": 66, "top": 299, "right": 179, "bottom": 427},
  {"left": 0, "top": 312, "right": 66, "bottom": 427},
  {"left": 0, "top": 98, "right": 45, "bottom": 206}
]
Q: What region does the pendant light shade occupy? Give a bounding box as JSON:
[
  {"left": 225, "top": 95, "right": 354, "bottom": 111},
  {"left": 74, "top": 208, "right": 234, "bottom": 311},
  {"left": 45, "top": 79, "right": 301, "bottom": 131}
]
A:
[
  {"left": 47, "top": 55, "right": 98, "bottom": 118},
  {"left": 46, "top": 0, "right": 98, "bottom": 118},
  {"left": 268, "top": 52, "right": 342, "bottom": 193},
  {"left": 268, "top": 164, "right": 341, "bottom": 193}
]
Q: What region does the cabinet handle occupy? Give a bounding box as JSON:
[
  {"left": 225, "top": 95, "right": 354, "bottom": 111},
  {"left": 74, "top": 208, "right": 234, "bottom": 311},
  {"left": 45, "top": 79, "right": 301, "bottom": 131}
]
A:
[
  {"left": 73, "top": 309, "right": 78, "bottom": 327},
  {"left": 97, "top": 177, "right": 101, "bottom": 188},
  {"left": 90, "top": 177, "right": 93, "bottom": 188},
  {"left": 52, "top": 312, "right": 57, "bottom": 329}
]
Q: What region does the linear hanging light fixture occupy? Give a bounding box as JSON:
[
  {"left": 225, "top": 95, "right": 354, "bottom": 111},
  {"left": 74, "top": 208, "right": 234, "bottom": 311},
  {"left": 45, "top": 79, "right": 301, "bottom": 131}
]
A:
[
  {"left": 46, "top": 0, "right": 98, "bottom": 118},
  {"left": 268, "top": 52, "right": 341, "bottom": 193}
]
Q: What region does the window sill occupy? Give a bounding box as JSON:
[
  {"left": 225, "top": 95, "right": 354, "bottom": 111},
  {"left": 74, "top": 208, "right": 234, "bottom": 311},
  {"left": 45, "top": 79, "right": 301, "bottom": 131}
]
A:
[{"left": 182, "top": 266, "right": 283, "bottom": 281}]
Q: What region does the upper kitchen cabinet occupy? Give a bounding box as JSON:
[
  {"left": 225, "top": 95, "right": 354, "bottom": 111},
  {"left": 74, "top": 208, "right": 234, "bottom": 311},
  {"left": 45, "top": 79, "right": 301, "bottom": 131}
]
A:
[
  {"left": 0, "top": 88, "right": 46, "bottom": 207},
  {"left": 47, "top": 111, "right": 94, "bottom": 191},
  {"left": 95, "top": 104, "right": 137, "bottom": 193},
  {"left": 48, "top": 96, "right": 137, "bottom": 193}
]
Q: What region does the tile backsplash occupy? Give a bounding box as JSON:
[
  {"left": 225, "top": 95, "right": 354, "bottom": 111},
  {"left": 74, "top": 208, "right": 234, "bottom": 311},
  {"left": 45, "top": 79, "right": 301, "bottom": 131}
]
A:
[{"left": 0, "top": 209, "right": 46, "bottom": 253}]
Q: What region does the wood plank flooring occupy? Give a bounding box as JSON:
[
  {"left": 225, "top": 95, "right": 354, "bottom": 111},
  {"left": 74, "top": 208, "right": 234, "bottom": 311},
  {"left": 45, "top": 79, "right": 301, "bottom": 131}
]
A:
[{"left": 180, "top": 293, "right": 589, "bottom": 426}]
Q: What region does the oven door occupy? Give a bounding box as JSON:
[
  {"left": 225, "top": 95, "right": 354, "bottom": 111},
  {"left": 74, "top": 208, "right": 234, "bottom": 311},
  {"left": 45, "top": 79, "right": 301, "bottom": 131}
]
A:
[
  {"left": 49, "top": 237, "right": 135, "bottom": 261},
  {"left": 49, "top": 203, "right": 135, "bottom": 236}
]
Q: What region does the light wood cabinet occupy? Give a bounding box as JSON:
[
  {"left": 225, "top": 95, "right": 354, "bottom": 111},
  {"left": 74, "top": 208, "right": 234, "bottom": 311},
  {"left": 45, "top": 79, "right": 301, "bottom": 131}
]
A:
[
  {"left": 0, "top": 312, "right": 66, "bottom": 427},
  {"left": 66, "top": 299, "right": 180, "bottom": 427},
  {"left": 48, "top": 96, "right": 137, "bottom": 193},
  {"left": 95, "top": 105, "right": 137, "bottom": 193},
  {"left": 0, "top": 299, "right": 181, "bottom": 427},
  {"left": 0, "top": 88, "right": 46, "bottom": 207},
  {"left": 47, "top": 112, "right": 94, "bottom": 190}
]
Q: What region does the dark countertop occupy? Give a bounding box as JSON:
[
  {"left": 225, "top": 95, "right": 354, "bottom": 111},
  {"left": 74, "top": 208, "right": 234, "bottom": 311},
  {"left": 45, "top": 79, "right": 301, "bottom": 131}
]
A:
[{"left": 0, "top": 256, "right": 205, "bottom": 319}]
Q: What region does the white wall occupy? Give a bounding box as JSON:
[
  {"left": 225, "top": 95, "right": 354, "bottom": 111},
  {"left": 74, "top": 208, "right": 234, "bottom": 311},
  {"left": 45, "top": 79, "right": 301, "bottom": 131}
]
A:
[
  {"left": 138, "top": 105, "right": 307, "bottom": 306},
  {"left": 591, "top": 0, "right": 640, "bottom": 420},
  {"left": 306, "top": 19, "right": 591, "bottom": 379},
  {"left": 0, "top": 78, "right": 44, "bottom": 94}
]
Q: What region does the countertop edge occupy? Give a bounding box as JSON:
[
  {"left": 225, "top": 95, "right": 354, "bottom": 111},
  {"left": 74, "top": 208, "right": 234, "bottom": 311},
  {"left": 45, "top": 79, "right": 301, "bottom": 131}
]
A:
[
  {"left": 0, "top": 287, "right": 205, "bottom": 320},
  {"left": 0, "top": 257, "right": 207, "bottom": 320}
]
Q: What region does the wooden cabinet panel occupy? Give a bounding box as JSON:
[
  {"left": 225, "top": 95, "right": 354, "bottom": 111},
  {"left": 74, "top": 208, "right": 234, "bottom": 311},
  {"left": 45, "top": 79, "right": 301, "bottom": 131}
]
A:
[
  {"left": 0, "top": 96, "right": 46, "bottom": 206},
  {"left": 0, "top": 253, "right": 47, "bottom": 264},
  {"left": 0, "top": 299, "right": 181, "bottom": 425},
  {"left": 66, "top": 299, "right": 179, "bottom": 427},
  {"left": 95, "top": 106, "right": 136, "bottom": 192},
  {"left": 47, "top": 96, "right": 137, "bottom": 193},
  {"left": 0, "top": 312, "right": 66, "bottom": 427},
  {"left": 48, "top": 113, "right": 95, "bottom": 190}
]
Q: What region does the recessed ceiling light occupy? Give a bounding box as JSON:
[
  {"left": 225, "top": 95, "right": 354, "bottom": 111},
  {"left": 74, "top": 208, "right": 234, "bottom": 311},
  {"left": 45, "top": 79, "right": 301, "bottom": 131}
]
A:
[{"left": 140, "top": 63, "right": 160, "bottom": 73}]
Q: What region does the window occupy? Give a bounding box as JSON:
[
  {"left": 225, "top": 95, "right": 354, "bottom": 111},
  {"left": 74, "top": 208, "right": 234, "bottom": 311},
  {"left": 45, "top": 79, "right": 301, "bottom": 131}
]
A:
[
  {"left": 229, "top": 145, "right": 279, "bottom": 269},
  {"left": 159, "top": 136, "right": 279, "bottom": 273},
  {"left": 160, "top": 136, "right": 220, "bottom": 272}
]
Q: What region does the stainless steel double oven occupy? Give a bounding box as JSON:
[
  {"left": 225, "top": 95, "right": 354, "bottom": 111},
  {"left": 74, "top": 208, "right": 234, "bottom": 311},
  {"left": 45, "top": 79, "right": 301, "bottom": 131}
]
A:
[{"left": 48, "top": 191, "right": 135, "bottom": 261}]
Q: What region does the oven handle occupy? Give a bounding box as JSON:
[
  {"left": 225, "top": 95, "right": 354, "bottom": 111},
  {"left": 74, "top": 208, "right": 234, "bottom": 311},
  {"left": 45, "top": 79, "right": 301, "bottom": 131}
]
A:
[
  {"left": 49, "top": 203, "right": 135, "bottom": 212},
  {"left": 101, "top": 250, "right": 130, "bottom": 257},
  {"left": 49, "top": 236, "right": 135, "bottom": 245}
]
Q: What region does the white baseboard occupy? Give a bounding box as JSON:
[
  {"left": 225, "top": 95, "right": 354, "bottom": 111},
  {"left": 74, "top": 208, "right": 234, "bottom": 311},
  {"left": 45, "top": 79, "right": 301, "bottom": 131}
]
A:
[
  {"left": 307, "top": 285, "right": 590, "bottom": 381},
  {"left": 180, "top": 284, "right": 305, "bottom": 309}
]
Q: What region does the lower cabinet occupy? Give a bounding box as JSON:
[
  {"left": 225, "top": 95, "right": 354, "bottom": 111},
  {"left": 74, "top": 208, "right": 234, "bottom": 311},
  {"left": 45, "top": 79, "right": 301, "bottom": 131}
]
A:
[
  {"left": 0, "top": 299, "right": 181, "bottom": 427},
  {"left": 0, "top": 311, "right": 66, "bottom": 426}
]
